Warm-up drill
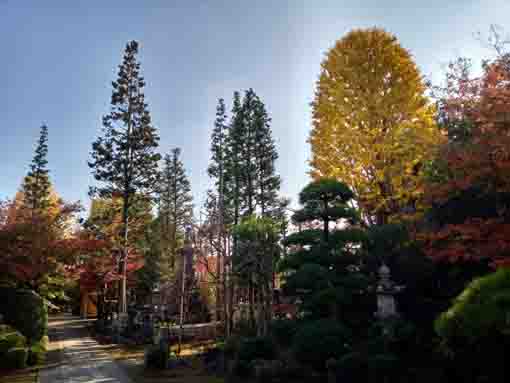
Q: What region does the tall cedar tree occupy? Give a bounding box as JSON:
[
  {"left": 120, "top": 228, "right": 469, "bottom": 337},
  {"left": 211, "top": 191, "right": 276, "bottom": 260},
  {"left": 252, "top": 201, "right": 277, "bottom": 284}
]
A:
[
  {"left": 226, "top": 89, "right": 282, "bottom": 327},
  {"left": 225, "top": 91, "right": 243, "bottom": 226},
  {"left": 88, "top": 41, "right": 161, "bottom": 313},
  {"left": 207, "top": 98, "right": 230, "bottom": 329},
  {"left": 223, "top": 89, "right": 281, "bottom": 220},
  {"left": 23, "top": 125, "right": 51, "bottom": 214},
  {"left": 208, "top": 98, "right": 231, "bottom": 224},
  {"left": 159, "top": 148, "right": 193, "bottom": 271},
  {"left": 206, "top": 90, "right": 281, "bottom": 332},
  {"left": 238, "top": 89, "right": 258, "bottom": 215},
  {"left": 252, "top": 96, "right": 281, "bottom": 216}
]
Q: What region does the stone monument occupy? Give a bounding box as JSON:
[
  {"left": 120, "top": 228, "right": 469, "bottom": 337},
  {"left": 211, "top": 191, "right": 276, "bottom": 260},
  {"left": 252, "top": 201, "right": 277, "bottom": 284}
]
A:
[{"left": 375, "top": 263, "right": 404, "bottom": 336}]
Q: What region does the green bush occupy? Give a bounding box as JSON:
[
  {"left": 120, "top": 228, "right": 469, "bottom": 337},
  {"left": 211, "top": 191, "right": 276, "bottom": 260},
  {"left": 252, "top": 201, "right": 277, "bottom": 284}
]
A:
[
  {"left": 27, "top": 336, "right": 48, "bottom": 366},
  {"left": 433, "top": 268, "right": 510, "bottom": 382},
  {"left": 436, "top": 268, "right": 510, "bottom": 345},
  {"left": 292, "top": 319, "right": 351, "bottom": 371},
  {"left": 226, "top": 336, "right": 277, "bottom": 377},
  {"left": 0, "top": 328, "right": 26, "bottom": 356},
  {"left": 234, "top": 359, "right": 252, "bottom": 377},
  {"left": 223, "top": 335, "right": 241, "bottom": 358},
  {"left": 2, "top": 347, "right": 29, "bottom": 370},
  {"left": 0, "top": 288, "right": 48, "bottom": 344},
  {"left": 238, "top": 336, "right": 276, "bottom": 362},
  {"left": 270, "top": 319, "right": 298, "bottom": 347},
  {"left": 233, "top": 318, "right": 257, "bottom": 337}
]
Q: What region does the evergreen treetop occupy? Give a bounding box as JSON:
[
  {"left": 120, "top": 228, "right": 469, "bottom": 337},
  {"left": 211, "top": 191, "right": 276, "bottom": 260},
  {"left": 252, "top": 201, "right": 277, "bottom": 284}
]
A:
[{"left": 23, "top": 124, "right": 51, "bottom": 213}]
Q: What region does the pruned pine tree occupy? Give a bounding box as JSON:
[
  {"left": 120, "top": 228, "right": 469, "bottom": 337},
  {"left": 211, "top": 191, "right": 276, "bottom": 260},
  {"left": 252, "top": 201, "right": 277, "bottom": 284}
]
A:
[
  {"left": 23, "top": 125, "right": 51, "bottom": 215},
  {"left": 88, "top": 40, "right": 161, "bottom": 313},
  {"left": 159, "top": 148, "right": 193, "bottom": 273},
  {"left": 281, "top": 179, "right": 369, "bottom": 327}
]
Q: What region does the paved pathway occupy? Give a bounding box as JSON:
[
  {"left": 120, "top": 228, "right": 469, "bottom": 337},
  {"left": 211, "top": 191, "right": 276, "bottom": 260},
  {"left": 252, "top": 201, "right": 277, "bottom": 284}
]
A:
[{"left": 39, "top": 314, "right": 133, "bottom": 383}]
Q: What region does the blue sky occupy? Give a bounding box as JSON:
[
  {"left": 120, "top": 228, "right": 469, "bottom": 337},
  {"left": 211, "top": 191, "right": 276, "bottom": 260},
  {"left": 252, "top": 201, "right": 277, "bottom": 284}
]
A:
[{"left": 0, "top": 0, "right": 507, "bottom": 215}]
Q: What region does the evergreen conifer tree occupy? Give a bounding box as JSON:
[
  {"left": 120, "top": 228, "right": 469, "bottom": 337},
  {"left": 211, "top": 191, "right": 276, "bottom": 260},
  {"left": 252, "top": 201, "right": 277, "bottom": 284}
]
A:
[
  {"left": 224, "top": 89, "right": 281, "bottom": 219},
  {"left": 23, "top": 125, "right": 51, "bottom": 214},
  {"left": 281, "top": 179, "right": 369, "bottom": 327},
  {"left": 252, "top": 97, "right": 281, "bottom": 216},
  {"left": 88, "top": 40, "right": 161, "bottom": 313},
  {"left": 208, "top": 98, "right": 231, "bottom": 225},
  {"left": 225, "top": 91, "right": 244, "bottom": 226},
  {"left": 159, "top": 148, "right": 193, "bottom": 270}
]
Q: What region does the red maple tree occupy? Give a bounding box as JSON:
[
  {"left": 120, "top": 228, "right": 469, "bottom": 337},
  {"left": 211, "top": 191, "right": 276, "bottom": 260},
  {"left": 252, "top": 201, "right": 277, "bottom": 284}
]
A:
[{"left": 422, "top": 57, "right": 510, "bottom": 267}]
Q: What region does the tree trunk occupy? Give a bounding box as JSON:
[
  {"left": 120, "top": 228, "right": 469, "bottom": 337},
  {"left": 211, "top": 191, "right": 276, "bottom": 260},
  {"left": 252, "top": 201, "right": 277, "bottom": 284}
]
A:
[
  {"left": 120, "top": 192, "right": 130, "bottom": 314},
  {"left": 249, "top": 277, "right": 256, "bottom": 331}
]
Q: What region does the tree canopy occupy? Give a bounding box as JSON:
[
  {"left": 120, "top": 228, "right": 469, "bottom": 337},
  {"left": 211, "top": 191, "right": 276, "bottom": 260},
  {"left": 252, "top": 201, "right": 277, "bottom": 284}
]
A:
[{"left": 309, "top": 28, "right": 443, "bottom": 224}]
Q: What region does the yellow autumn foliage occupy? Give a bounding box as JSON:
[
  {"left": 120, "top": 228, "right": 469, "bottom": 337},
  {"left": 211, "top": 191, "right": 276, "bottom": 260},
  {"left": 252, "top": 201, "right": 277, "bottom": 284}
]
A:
[{"left": 309, "top": 28, "right": 443, "bottom": 224}]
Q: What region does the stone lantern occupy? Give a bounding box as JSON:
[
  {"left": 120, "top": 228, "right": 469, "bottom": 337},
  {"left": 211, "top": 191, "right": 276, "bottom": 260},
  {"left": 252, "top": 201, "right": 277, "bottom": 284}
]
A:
[{"left": 375, "top": 263, "right": 404, "bottom": 321}]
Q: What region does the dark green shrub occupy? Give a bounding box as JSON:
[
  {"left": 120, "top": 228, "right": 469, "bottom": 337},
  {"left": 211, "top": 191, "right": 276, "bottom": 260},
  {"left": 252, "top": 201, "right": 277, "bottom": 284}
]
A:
[
  {"left": 0, "top": 328, "right": 26, "bottom": 356},
  {"left": 292, "top": 319, "right": 351, "bottom": 371},
  {"left": 233, "top": 318, "right": 257, "bottom": 337},
  {"left": 234, "top": 359, "right": 252, "bottom": 377},
  {"left": 238, "top": 336, "right": 276, "bottom": 362},
  {"left": 0, "top": 288, "right": 48, "bottom": 344},
  {"left": 226, "top": 336, "right": 277, "bottom": 377},
  {"left": 434, "top": 268, "right": 510, "bottom": 382},
  {"left": 2, "top": 347, "right": 29, "bottom": 370},
  {"left": 27, "top": 336, "right": 48, "bottom": 366},
  {"left": 223, "top": 335, "right": 241, "bottom": 358},
  {"left": 270, "top": 319, "right": 298, "bottom": 347}
]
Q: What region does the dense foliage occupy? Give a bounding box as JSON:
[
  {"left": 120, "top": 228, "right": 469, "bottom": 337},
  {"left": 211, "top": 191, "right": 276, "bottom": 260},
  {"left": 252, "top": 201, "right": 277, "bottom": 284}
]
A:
[
  {"left": 0, "top": 288, "right": 47, "bottom": 345},
  {"left": 281, "top": 179, "right": 370, "bottom": 328},
  {"left": 310, "top": 28, "right": 442, "bottom": 224}
]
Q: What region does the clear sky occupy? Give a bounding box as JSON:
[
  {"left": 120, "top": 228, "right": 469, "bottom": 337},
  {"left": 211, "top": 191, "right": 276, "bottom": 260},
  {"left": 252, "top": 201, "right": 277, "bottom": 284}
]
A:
[{"left": 1, "top": 0, "right": 508, "bottom": 215}]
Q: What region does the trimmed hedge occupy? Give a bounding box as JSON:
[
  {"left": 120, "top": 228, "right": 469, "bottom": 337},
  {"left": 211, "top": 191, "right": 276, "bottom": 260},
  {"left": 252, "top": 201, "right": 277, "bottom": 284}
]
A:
[{"left": 0, "top": 288, "right": 47, "bottom": 344}]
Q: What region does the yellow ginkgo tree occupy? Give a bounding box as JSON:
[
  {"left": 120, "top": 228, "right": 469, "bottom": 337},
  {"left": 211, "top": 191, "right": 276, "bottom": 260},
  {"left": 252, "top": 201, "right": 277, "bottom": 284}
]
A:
[{"left": 309, "top": 27, "right": 443, "bottom": 225}]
